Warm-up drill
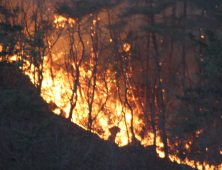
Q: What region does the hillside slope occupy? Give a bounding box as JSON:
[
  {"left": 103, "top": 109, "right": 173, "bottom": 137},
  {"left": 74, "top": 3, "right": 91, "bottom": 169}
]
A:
[{"left": 0, "top": 62, "right": 195, "bottom": 170}]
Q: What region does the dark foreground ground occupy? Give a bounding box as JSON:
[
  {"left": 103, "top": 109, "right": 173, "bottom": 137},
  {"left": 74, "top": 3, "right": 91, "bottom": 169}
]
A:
[{"left": 0, "top": 62, "right": 195, "bottom": 170}]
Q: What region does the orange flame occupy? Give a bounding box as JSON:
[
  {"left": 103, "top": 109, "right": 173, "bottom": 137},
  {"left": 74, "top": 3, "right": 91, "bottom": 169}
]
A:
[{"left": 1, "top": 14, "right": 221, "bottom": 170}]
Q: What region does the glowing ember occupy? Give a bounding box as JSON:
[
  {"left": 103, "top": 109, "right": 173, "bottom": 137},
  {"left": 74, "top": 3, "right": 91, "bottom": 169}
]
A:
[
  {"left": 123, "top": 43, "right": 131, "bottom": 52},
  {"left": 54, "top": 15, "right": 75, "bottom": 27}
]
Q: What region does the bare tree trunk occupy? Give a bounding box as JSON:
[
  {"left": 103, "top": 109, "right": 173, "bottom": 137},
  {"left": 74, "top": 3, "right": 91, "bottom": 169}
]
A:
[
  {"left": 149, "top": 3, "right": 168, "bottom": 158},
  {"left": 87, "top": 14, "right": 98, "bottom": 132},
  {"left": 192, "top": 132, "right": 197, "bottom": 169},
  {"left": 144, "top": 32, "right": 150, "bottom": 113},
  {"left": 68, "top": 23, "right": 84, "bottom": 120},
  {"left": 145, "top": 32, "right": 157, "bottom": 157},
  {"left": 182, "top": 0, "right": 187, "bottom": 87},
  {"left": 68, "top": 65, "right": 79, "bottom": 120},
  {"left": 152, "top": 31, "right": 168, "bottom": 160},
  {"left": 150, "top": 78, "right": 157, "bottom": 158},
  {"left": 116, "top": 73, "right": 130, "bottom": 145},
  {"left": 106, "top": 9, "right": 132, "bottom": 144},
  {"left": 167, "top": 4, "right": 176, "bottom": 76}
]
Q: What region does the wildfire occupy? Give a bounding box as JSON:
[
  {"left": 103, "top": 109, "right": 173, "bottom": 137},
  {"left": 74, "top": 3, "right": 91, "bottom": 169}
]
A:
[{"left": 1, "top": 14, "right": 221, "bottom": 170}]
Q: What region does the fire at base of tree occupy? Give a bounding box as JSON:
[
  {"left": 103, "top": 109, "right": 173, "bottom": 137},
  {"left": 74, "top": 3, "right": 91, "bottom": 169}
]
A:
[{"left": 0, "top": 0, "right": 222, "bottom": 170}]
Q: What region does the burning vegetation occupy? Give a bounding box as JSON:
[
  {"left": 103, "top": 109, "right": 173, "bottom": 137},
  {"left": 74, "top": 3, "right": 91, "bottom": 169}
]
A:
[{"left": 0, "top": 0, "right": 222, "bottom": 169}]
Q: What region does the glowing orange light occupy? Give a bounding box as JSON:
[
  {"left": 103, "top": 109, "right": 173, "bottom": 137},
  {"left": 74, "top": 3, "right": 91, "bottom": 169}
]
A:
[
  {"left": 54, "top": 15, "right": 75, "bottom": 28},
  {"left": 93, "top": 20, "right": 96, "bottom": 25},
  {"left": 3, "top": 13, "right": 221, "bottom": 170},
  {"left": 123, "top": 43, "right": 131, "bottom": 52}
]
